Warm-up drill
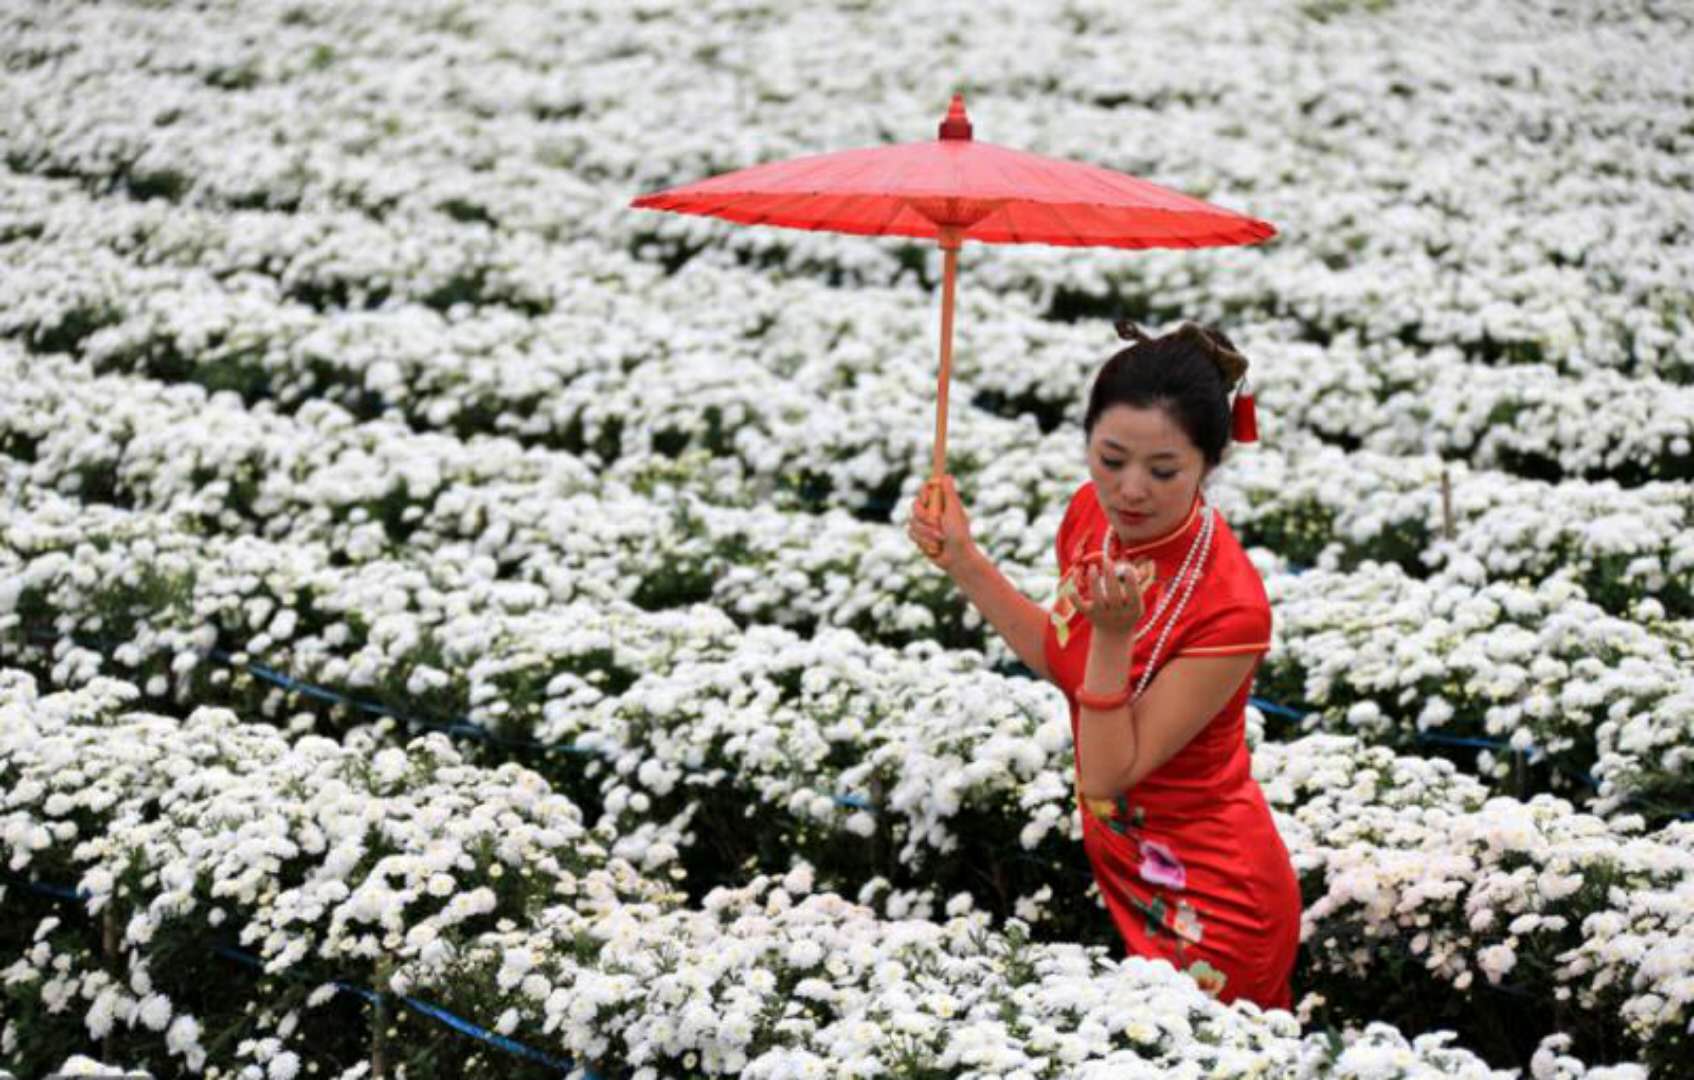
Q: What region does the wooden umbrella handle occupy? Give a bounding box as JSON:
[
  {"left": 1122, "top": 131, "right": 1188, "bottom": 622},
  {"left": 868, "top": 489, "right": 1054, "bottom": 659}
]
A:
[
  {"left": 932, "top": 232, "right": 960, "bottom": 479},
  {"left": 917, "top": 228, "right": 962, "bottom": 557}
]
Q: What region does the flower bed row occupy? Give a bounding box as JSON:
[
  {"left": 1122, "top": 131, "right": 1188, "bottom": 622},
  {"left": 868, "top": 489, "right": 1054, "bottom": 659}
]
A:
[
  {"left": 6, "top": 405, "right": 1693, "bottom": 823},
  {"left": 4, "top": 482, "right": 1693, "bottom": 1068},
  {"left": 3, "top": 0, "right": 1688, "bottom": 391},
  {"left": 1258, "top": 733, "right": 1691, "bottom": 1074},
  {"left": 1261, "top": 562, "right": 1694, "bottom": 819},
  {"left": 0, "top": 670, "right": 671, "bottom": 1079},
  {"left": 7, "top": 345, "right": 1694, "bottom": 634},
  {"left": 4, "top": 670, "right": 1596, "bottom": 1079},
  {"left": 4, "top": 184, "right": 1694, "bottom": 486}
]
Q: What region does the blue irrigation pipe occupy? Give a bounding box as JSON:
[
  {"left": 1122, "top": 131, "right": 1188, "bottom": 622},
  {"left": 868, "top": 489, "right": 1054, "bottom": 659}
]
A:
[
  {"left": 1250, "top": 695, "right": 1528, "bottom": 755},
  {"left": 212, "top": 945, "right": 589, "bottom": 1076},
  {"left": 25, "top": 627, "right": 1694, "bottom": 821},
  {"left": 25, "top": 627, "right": 878, "bottom": 814},
  {"left": 1414, "top": 732, "right": 1515, "bottom": 752},
  {"left": 223, "top": 649, "right": 878, "bottom": 813},
  {"left": 1248, "top": 696, "right": 1307, "bottom": 723},
  {"left": 230, "top": 654, "right": 597, "bottom": 754},
  {"left": 9, "top": 877, "right": 87, "bottom": 903},
  {"left": 5, "top": 877, "right": 601, "bottom": 1078}
]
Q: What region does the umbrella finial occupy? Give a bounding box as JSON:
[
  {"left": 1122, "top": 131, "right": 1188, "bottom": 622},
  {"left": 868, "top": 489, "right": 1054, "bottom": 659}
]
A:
[{"left": 938, "top": 93, "right": 972, "bottom": 141}]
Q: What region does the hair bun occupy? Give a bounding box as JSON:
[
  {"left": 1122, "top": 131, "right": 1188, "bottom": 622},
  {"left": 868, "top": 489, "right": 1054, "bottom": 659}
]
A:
[
  {"left": 1182, "top": 322, "right": 1249, "bottom": 390},
  {"left": 1112, "top": 318, "right": 1250, "bottom": 393}
]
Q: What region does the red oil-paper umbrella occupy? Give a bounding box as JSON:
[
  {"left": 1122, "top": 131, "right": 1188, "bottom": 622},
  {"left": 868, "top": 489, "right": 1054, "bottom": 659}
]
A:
[{"left": 630, "top": 94, "right": 1274, "bottom": 547}]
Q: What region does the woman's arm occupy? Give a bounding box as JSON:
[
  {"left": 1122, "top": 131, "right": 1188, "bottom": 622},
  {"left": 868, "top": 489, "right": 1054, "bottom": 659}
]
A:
[
  {"left": 951, "top": 549, "right": 1052, "bottom": 682},
  {"left": 906, "top": 474, "right": 1054, "bottom": 683},
  {"left": 1076, "top": 631, "right": 1258, "bottom": 799}
]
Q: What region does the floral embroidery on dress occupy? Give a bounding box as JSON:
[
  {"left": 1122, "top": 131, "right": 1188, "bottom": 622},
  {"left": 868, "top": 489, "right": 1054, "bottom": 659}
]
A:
[
  {"left": 1138, "top": 893, "right": 1169, "bottom": 938},
  {"left": 1050, "top": 572, "right": 1081, "bottom": 649},
  {"left": 1075, "top": 781, "right": 1150, "bottom": 838},
  {"left": 1137, "top": 838, "right": 1186, "bottom": 890},
  {"left": 1171, "top": 899, "right": 1204, "bottom": 945},
  {"left": 1075, "top": 780, "right": 1211, "bottom": 953},
  {"left": 1124, "top": 891, "right": 1206, "bottom": 948},
  {"left": 1049, "top": 532, "right": 1095, "bottom": 648},
  {"left": 1186, "top": 959, "right": 1228, "bottom": 997},
  {"left": 1051, "top": 545, "right": 1106, "bottom": 649}
]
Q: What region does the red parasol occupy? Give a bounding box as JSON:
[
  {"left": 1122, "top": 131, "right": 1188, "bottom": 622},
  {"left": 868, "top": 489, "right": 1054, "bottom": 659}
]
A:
[{"left": 630, "top": 95, "right": 1275, "bottom": 537}]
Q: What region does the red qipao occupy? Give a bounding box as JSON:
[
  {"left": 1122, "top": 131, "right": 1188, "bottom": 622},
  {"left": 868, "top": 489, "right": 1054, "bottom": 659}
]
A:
[{"left": 1042, "top": 481, "right": 1302, "bottom": 1010}]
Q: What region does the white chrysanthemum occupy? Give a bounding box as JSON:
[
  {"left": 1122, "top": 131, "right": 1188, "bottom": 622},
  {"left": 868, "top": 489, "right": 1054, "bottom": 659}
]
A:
[
  {"left": 268, "top": 1049, "right": 301, "bottom": 1080},
  {"left": 137, "top": 993, "right": 172, "bottom": 1031}
]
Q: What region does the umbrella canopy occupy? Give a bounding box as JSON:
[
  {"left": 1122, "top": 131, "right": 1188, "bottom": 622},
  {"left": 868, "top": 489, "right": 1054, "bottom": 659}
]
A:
[
  {"left": 630, "top": 95, "right": 1274, "bottom": 544},
  {"left": 632, "top": 95, "right": 1274, "bottom": 248}
]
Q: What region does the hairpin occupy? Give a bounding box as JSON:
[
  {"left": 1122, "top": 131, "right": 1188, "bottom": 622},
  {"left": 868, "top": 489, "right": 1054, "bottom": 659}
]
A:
[{"left": 1114, "top": 318, "right": 1151, "bottom": 344}]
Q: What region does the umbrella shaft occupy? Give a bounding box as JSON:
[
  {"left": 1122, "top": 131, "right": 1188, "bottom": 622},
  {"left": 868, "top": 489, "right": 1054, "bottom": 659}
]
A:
[{"left": 933, "top": 242, "right": 960, "bottom": 479}]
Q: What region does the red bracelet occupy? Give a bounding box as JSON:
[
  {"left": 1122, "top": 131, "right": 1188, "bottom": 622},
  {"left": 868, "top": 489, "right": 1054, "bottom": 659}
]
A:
[{"left": 1076, "top": 683, "right": 1133, "bottom": 711}]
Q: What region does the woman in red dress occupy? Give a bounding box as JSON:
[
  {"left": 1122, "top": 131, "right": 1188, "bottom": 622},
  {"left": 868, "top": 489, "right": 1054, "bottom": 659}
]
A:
[{"left": 907, "top": 320, "right": 1301, "bottom": 1011}]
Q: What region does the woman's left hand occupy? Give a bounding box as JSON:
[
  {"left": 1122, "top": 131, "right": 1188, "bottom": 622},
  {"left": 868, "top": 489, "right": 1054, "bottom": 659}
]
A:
[{"left": 1077, "top": 557, "right": 1155, "bottom": 636}]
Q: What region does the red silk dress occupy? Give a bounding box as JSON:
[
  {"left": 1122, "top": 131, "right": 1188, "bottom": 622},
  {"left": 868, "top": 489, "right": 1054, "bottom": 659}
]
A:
[{"left": 1042, "top": 481, "right": 1301, "bottom": 1011}]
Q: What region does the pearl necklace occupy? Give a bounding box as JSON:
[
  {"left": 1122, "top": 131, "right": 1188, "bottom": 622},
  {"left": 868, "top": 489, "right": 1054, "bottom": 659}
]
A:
[{"left": 1100, "top": 499, "right": 1216, "bottom": 703}]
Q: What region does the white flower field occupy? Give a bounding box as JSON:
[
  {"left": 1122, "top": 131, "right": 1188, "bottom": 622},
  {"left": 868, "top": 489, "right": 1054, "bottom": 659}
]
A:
[{"left": 1, "top": 0, "right": 1691, "bottom": 1077}]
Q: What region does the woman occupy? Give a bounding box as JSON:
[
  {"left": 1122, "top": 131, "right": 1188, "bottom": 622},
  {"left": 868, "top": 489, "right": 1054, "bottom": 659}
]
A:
[{"left": 906, "top": 320, "right": 1301, "bottom": 1011}]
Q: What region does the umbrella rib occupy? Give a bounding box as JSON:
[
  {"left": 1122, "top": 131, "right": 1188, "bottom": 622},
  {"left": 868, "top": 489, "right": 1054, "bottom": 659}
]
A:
[
  {"left": 795, "top": 190, "right": 867, "bottom": 232},
  {"left": 867, "top": 190, "right": 908, "bottom": 237},
  {"left": 1013, "top": 155, "right": 1088, "bottom": 245},
  {"left": 980, "top": 150, "right": 1023, "bottom": 243},
  {"left": 1040, "top": 191, "right": 1087, "bottom": 246},
  {"left": 685, "top": 192, "right": 770, "bottom": 223},
  {"left": 870, "top": 148, "right": 928, "bottom": 237},
  {"left": 1000, "top": 205, "right": 1022, "bottom": 244}
]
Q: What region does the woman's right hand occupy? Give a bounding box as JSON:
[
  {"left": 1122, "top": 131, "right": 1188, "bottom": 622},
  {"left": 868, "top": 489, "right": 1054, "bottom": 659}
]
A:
[{"left": 906, "top": 474, "right": 977, "bottom": 575}]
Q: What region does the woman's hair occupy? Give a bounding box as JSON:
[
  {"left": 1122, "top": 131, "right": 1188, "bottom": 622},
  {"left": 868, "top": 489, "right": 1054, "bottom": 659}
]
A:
[{"left": 1082, "top": 320, "right": 1250, "bottom": 468}]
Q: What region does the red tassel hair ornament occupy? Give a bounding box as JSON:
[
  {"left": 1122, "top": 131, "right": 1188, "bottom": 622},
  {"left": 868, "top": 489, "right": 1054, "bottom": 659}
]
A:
[{"left": 1231, "top": 381, "right": 1258, "bottom": 443}]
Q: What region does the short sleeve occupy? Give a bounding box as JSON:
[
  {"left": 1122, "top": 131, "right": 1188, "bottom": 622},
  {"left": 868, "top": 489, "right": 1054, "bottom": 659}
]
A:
[
  {"left": 1054, "top": 482, "right": 1094, "bottom": 575},
  {"left": 1175, "top": 600, "right": 1273, "bottom": 658}
]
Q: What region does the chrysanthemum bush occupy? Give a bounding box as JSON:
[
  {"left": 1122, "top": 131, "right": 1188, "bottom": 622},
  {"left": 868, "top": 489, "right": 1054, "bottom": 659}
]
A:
[
  {"left": 960, "top": 320, "right": 1694, "bottom": 485},
  {"left": 0, "top": 473, "right": 1086, "bottom": 901},
  {"left": 8, "top": 440, "right": 1693, "bottom": 826},
  {"left": 8, "top": 340, "right": 1694, "bottom": 631},
  {"left": 6, "top": 670, "right": 1604, "bottom": 1080},
  {"left": 1260, "top": 561, "right": 1694, "bottom": 818},
  {"left": 2, "top": 0, "right": 1687, "bottom": 399},
  {"left": 7, "top": 194, "right": 1694, "bottom": 492},
  {"left": 0, "top": 671, "right": 675, "bottom": 1080},
  {"left": 1256, "top": 734, "right": 1692, "bottom": 1072},
  {"left": 5, "top": 495, "right": 1692, "bottom": 1069},
  {"left": 493, "top": 870, "right": 1535, "bottom": 1080},
  {"left": 4, "top": 0, "right": 1692, "bottom": 1074}
]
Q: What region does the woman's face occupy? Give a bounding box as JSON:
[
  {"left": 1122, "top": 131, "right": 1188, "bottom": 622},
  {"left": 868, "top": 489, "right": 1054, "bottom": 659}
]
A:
[{"left": 1086, "top": 403, "right": 1209, "bottom": 545}]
